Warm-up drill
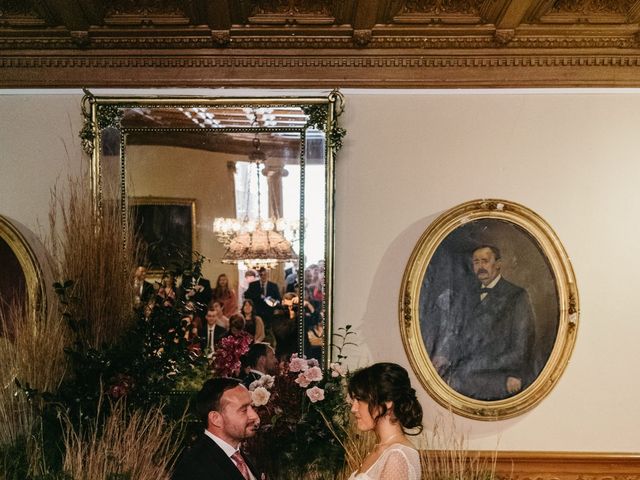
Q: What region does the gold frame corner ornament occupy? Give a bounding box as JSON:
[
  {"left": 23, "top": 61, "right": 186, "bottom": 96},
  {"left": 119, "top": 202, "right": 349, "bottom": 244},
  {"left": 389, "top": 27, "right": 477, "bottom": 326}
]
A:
[{"left": 399, "top": 199, "right": 579, "bottom": 420}]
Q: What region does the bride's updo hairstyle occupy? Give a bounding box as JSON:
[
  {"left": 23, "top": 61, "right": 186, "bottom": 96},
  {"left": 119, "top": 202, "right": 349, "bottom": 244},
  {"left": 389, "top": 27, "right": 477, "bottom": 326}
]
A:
[{"left": 348, "top": 362, "right": 423, "bottom": 434}]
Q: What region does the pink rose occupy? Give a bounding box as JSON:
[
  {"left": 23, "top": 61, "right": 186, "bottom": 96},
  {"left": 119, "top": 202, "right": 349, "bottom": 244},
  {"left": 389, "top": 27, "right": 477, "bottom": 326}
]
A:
[
  {"left": 330, "top": 362, "right": 347, "bottom": 378},
  {"left": 306, "top": 386, "right": 325, "bottom": 403},
  {"left": 304, "top": 366, "right": 323, "bottom": 382},
  {"left": 295, "top": 372, "right": 311, "bottom": 388},
  {"left": 289, "top": 355, "right": 309, "bottom": 373}
]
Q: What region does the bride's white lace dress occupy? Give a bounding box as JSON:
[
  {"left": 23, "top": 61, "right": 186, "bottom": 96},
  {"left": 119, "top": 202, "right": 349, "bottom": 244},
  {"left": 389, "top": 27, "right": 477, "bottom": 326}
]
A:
[{"left": 348, "top": 444, "right": 421, "bottom": 480}]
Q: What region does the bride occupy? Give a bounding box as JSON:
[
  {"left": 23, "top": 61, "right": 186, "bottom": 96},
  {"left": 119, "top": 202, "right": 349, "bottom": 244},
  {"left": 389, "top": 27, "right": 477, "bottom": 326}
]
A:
[{"left": 347, "top": 363, "right": 423, "bottom": 480}]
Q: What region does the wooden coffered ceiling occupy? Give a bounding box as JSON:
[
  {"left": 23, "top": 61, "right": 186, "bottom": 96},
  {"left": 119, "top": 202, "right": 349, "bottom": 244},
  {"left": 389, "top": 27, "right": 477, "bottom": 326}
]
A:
[{"left": 2, "top": 0, "right": 640, "bottom": 88}]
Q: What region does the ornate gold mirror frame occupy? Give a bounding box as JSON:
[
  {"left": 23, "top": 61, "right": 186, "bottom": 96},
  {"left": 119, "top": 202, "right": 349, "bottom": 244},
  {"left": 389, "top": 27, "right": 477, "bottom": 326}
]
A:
[
  {"left": 400, "top": 199, "right": 579, "bottom": 420},
  {"left": 80, "top": 90, "right": 345, "bottom": 367}
]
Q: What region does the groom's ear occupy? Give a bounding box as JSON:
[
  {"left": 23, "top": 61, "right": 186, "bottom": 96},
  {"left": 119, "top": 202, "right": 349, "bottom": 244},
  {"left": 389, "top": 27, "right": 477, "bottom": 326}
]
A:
[{"left": 208, "top": 410, "right": 223, "bottom": 429}]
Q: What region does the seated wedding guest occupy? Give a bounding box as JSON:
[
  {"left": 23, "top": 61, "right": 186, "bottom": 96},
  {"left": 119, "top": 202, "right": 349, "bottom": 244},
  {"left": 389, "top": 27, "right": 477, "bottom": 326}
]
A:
[
  {"left": 242, "top": 342, "right": 278, "bottom": 388},
  {"left": 347, "top": 363, "right": 423, "bottom": 480},
  {"left": 157, "top": 272, "right": 177, "bottom": 308},
  {"left": 241, "top": 299, "right": 265, "bottom": 343},
  {"left": 226, "top": 314, "right": 250, "bottom": 338},
  {"left": 213, "top": 273, "right": 238, "bottom": 318},
  {"left": 132, "top": 265, "right": 154, "bottom": 308},
  {"left": 172, "top": 377, "right": 263, "bottom": 480},
  {"left": 199, "top": 306, "right": 227, "bottom": 357},
  {"left": 305, "top": 315, "right": 324, "bottom": 363},
  {"left": 207, "top": 300, "right": 229, "bottom": 330}
]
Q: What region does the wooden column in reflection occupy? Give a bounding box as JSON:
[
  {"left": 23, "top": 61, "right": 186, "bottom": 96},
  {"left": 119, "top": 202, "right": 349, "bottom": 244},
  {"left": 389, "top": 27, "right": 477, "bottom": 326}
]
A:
[{"left": 262, "top": 161, "right": 289, "bottom": 290}]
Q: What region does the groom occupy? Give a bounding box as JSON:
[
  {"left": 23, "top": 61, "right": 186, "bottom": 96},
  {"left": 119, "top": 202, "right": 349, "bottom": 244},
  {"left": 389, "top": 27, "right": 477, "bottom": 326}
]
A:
[{"left": 172, "top": 377, "right": 263, "bottom": 480}]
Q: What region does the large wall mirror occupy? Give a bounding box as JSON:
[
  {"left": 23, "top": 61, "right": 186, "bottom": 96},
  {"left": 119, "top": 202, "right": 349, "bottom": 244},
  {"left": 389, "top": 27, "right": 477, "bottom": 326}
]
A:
[{"left": 81, "top": 91, "right": 344, "bottom": 367}]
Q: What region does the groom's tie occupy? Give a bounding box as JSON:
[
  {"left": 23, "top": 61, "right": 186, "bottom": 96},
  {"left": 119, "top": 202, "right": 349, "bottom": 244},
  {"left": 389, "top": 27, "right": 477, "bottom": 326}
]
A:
[{"left": 231, "top": 451, "right": 251, "bottom": 480}]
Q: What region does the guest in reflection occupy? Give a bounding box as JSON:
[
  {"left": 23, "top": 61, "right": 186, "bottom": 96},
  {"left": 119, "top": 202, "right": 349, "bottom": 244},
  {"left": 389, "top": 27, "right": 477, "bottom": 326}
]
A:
[
  {"left": 244, "top": 267, "right": 281, "bottom": 330},
  {"left": 157, "top": 272, "right": 177, "bottom": 308},
  {"left": 284, "top": 267, "right": 297, "bottom": 293},
  {"left": 132, "top": 266, "right": 154, "bottom": 308},
  {"left": 305, "top": 315, "right": 324, "bottom": 363},
  {"left": 241, "top": 342, "right": 278, "bottom": 388},
  {"left": 199, "top": 305, "right": 228, "bottom": 357},
  {"left": 241, "top": 299, "right": 265, "bottom": 343},
  {"left": 304, "top": 264, "right": 324, "bottom": 308},
  {"left": 206, "top": 300, "right": 230, "bottom": 330},
  {"left": 238, "top": 269, "right": 257, "bottom": 307},
  {"left": 272, "top": 292, "right": 314, "bottom": 361},
  {"left": 182, "top": 274, "right": 212, "bottom": 319},
  {"left": 212, "top": 273, "right": 238, "bottom": 318}
]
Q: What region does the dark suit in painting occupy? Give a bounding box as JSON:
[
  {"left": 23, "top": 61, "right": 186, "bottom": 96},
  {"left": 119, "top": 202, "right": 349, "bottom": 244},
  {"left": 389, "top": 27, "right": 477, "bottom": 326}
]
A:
[
  {"left": 172, "top": 433, "right": 260, "bottom": 480},
  {"left": 431, "top": 277, "right": 535, "bottom": 401}
]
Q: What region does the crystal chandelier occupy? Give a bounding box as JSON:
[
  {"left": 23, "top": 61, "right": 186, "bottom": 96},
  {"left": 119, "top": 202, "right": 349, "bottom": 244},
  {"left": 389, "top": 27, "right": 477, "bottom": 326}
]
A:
[{"left": 213, "top": 135, "right": 298, "bottom": 269}]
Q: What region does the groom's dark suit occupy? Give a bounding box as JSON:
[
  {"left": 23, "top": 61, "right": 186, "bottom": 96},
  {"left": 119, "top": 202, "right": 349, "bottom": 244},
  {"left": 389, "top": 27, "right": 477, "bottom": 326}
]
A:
[{"left": 172, "top": 433, "right": 260, "bottom": 480}]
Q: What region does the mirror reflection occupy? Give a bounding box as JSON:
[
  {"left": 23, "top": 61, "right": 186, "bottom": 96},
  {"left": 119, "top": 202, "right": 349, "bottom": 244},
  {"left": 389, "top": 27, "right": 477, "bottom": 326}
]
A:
[{"left": 97, "top": 100, "right": 331, "bottom": 368}]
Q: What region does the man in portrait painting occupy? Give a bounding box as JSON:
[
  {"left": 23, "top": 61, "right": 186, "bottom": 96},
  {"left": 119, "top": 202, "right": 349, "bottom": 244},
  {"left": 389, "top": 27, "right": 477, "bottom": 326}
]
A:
[{"left": 430, "top": 244, "right": 536, "bottom": 401}]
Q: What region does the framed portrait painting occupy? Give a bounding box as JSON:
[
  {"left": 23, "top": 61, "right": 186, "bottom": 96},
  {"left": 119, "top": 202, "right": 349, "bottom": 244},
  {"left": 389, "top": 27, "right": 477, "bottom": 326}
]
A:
[
  {"left": 400, "top": 199, "right": 579, "bottom": 420},
  {"left": 129, "top": 197, "right": 196, "bottom": 273}
]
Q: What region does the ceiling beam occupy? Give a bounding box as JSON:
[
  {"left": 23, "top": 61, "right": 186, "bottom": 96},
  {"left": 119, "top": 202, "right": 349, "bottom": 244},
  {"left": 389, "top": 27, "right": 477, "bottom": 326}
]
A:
[
  {"left": 627, "top": 1, "right": 640, "bottom": 23},
  {"left": 495, "top": 0, "right": 543, "bottom": 29}
]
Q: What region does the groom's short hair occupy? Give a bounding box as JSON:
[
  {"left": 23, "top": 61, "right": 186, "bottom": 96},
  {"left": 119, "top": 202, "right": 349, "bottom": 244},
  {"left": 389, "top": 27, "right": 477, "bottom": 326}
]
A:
[{"left": 195, "top": 377, "right": 243, "bottom": 426}]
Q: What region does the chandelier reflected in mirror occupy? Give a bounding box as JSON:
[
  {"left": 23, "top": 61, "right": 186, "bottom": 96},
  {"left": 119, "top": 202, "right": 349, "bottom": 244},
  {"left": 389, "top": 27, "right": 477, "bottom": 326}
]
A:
[{"left": 213, "top": 135, "right": 299, "bottom": 270}]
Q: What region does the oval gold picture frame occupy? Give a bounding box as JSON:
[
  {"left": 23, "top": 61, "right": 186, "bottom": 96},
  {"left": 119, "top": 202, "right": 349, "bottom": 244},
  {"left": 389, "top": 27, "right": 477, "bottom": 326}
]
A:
[
  {"left": 0, "top": 215, "right": 47, "bottom": 319},
  {"left": 400, "top": 199, "right": 579, "bottom": 420}
]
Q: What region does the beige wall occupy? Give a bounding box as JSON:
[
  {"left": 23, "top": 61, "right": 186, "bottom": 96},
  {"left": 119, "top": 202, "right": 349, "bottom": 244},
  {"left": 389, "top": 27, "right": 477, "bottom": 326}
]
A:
[{"left": 1, "top": 89, "right": 639, "bottom": 453}]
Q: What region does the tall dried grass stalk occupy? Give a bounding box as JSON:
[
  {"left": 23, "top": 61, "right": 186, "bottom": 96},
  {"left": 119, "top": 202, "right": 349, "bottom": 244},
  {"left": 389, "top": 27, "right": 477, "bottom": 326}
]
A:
[
  {"left": 48, "top": 177, "right": 140, "bottom": 348},
  {"left": 420, "top": 421, "right": 497, "bottom": 480},
  {"left": 0, "top": 299, "right": 69, "bottom": 473},
  {"left": 61, "top": 399, "right": 183, "bottom": 480}
]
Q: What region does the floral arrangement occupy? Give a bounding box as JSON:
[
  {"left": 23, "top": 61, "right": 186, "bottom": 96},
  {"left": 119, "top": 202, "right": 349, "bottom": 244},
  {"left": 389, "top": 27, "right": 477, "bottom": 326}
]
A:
[
  {"left": 237, "top": 328, "right": 355, "bottom": 480},
  {"left": 212, "top": 332, "right": 253, "bottom": 377}
]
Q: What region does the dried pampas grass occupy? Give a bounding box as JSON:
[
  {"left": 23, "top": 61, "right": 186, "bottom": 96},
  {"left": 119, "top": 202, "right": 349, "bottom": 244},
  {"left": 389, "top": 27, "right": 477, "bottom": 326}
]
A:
[
  {"left": 48, "top": 177, "right": 140, "bottom": 349},
  {"left": 61, "top": 398, "right": 183, "bottom": 480},
  {"left": 420, "top": 419, "right": 497, "bottom": 480},
  {"left": 0, "top": 300, "right": 69, "bottom": 476}
]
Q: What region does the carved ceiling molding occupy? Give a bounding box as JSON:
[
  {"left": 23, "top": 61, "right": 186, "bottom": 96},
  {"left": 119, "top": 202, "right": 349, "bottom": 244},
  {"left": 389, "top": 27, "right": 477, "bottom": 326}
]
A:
[
  {"left": 4, "top": 52, "right": 640, "bottom": 68},
  {"left": 3, "top": 1, "right": 640, "bottom": 87},
  {"left": 2, "top": 31, "right": 639, "bottom": 50},
  {"left": 3, "top": 50, "right": 640, "bottom": 87}
]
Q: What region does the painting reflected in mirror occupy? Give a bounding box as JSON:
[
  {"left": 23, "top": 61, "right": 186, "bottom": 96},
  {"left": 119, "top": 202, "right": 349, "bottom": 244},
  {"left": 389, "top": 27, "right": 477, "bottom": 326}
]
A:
[{"left": 88, "top": 95, "right": 341, "bottom": 367}]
